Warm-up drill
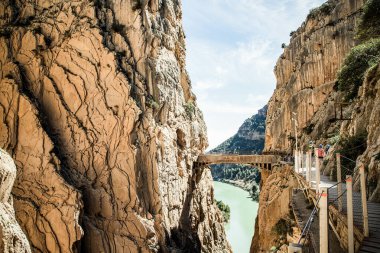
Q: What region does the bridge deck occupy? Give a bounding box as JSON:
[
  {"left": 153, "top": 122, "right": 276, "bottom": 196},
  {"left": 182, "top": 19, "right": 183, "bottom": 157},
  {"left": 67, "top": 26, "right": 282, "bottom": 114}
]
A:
[
  {"left": 196, "top": 154, "right": 280, "bottom": 169},
  {"left": 298, "top": 168, "right": 380, "bottom": 253}
]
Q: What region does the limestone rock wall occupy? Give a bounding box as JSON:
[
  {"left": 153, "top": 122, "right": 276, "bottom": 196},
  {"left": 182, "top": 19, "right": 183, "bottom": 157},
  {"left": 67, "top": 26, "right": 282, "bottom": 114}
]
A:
[
  {"left": 265, "top": 0, "right": 364, "bottom": 152},
  {"left": 0, "top": 0, "right": 230, "bottom": 252},
  {"left": 342, "top": 63, "right": 380, "bottom": 201},
  {"left": 0, "top": 149, "right": 31, "bottom": 253},
  {"left": 250, "top": 167, "right": 298, "bottom": 252}
]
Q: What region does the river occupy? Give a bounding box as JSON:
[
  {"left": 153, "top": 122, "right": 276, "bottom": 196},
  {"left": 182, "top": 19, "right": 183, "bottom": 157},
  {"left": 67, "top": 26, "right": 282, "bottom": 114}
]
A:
[{"left": 213, "top": 181, "right": 259, "bottom": 253}]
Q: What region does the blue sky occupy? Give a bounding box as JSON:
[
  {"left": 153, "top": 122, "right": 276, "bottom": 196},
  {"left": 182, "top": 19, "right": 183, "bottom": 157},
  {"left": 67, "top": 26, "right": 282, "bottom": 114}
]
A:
[{"left": 183, "top": 0, "right": 325, "bottom": 150}]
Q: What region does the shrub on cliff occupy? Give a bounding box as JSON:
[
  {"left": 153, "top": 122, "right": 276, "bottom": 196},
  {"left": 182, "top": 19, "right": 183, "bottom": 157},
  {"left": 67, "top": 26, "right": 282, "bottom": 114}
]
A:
[
  {"left": 272, "top": 218, "right": 293, "bottom": 237},
  {"left": 356, "top": 0, "right": 380, "bottom": 41},
  {"left": 336, "top": 130, "right": 368, "bottom": 179},
  {"left": 215, "top": 200, "right": 231, "bottom": 223},
  {"left": 337, "top": 38, "right": 380, "bottom": 101},
  {"left": 307, "top": 1, "right": 336, "bottom": 19}
]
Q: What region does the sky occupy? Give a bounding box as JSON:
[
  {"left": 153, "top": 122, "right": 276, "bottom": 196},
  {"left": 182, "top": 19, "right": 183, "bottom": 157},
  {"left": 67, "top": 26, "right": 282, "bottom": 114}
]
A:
[{"left": 182, "top": 0, "right": 325, "bottom": 150}]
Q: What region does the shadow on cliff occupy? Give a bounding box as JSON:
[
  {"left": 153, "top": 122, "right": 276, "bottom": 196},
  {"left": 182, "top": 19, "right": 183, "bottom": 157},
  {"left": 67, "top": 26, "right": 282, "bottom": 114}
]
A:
[{"left": 164, "top": 168, "right": 203, "bottom": 253}]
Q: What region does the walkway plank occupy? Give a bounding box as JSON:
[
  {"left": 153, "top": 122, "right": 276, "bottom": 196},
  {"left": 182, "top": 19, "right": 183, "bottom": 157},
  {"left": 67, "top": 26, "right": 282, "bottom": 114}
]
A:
[{"left": 297, "top": 167, "right": 380, "bottom": 253}]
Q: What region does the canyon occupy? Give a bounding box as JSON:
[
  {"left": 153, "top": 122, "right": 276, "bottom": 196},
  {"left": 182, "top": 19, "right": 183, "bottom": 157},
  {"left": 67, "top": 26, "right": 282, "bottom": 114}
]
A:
[{"left": 1, "top": 0, "right": 379, "bottom": 252}]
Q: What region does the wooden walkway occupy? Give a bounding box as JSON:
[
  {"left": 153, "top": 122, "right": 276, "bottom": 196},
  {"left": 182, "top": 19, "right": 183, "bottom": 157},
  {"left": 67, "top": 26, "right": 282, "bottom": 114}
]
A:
[
  {"left": 196, "top": 154, "right": 280, "bottom": 169},
  {"left": 297, "top": 167, "right": 380, "bottom": 253}
]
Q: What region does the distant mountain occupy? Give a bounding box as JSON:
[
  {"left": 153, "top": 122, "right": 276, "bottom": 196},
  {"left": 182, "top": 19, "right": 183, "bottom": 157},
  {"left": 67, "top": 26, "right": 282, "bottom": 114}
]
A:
[
  {"left": 210, "top": 105, "right": 267, "bottom": 155},
  {"left": 210, "top": 105, "right": 267, "bottom": 199}
]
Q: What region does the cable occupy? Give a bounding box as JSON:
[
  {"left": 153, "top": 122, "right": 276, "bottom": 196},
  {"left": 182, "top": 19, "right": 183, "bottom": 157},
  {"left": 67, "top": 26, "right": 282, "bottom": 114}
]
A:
[
  {"left": 340, "top": 155, "right": 357, "bottom": 163},
  {"left": 338, "top": 142, "right": 366, "bottom": 152},
  {"left": 298, "top": 195, "right": 322, "bottom": 245},
  {"left": 329, "top": 189, "right": 347, "bottom": 204}
]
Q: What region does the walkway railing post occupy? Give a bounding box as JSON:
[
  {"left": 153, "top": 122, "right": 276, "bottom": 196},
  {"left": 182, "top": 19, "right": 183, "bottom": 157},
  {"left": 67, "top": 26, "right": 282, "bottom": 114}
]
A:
[
  {"left": 347, "top": 175, "right": 354, "bottom": 253},
  {"left": 314, "top": 149, "right": 320, "bottom": 194},
  {"left": 294, "top": 149, "right": 298, "bottom": 173},
  {"left": 336, "top": 153, "right": 343, "bottom": 212},
  {"left": 307, "top": 151, "right": 312, "bottom": 187},
  {"left": 360, "top": 165, "right": 369, "bottom": 237},
  {"left": 305, "top": 151, "right": 310, "bottom": 183},
  {"left": 298, "top": 150, "right": 302, "bottom": 174},
  {"left": 288, "top": 243, "right": 302, "bottom": 253},
  {"left": 319, "top": 187, "right": 328, "bottom": 253}
]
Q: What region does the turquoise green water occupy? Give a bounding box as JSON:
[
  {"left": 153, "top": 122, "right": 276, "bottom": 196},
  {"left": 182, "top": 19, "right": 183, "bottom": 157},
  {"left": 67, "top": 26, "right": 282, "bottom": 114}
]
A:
[{"left": 213, "top": 181, "right": 259, "bottom": 253}]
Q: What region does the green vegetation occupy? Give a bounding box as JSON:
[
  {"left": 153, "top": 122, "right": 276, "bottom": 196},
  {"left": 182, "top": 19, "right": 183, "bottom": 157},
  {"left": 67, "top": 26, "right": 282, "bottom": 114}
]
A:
[
  {"left": 307, "top": 2, "right": 336, "bottom": 19},
  {"left": 211, "top": 164, "right": 261, "bottom": 200},
  {"left": 211, "top": 106, "right": 266, "bottom": 155},
  {"left": 132, "top": 0, "right": 143, "bottom": 11},
  {"left": 336, "top": 131, "right": 368, "bottom": 180},
  {"left": 356, "top": 0, "right": 380, "bottom": 42},
  {"left": 215, "top": 200, "right": 231, "bottom": 223},
  {"left": 272, "top": 218, "right": 293, "bottom": 237},
  {"left": 184, "top": 101, "right": 195, "bottom": 118},
  {"left": 146, "top": 97, "right": 159, "bottom": 109},
  {"left": 304, "top": 123, "right": 315, "bottom": 135},
  {"left": 337, "top": 39, "right": 380, "bottom": 101},
  {"left": 211, "top": 165, "right": 260, "bottom": 183},
  {"left": 336, "top": 1, "right": 380, "bottom": 101},
  {"left": 250, "top": 184, "right": 259, "bottom": 201},
  {"left": 329, "top": 134, "right": 340, "bottom": 145}
]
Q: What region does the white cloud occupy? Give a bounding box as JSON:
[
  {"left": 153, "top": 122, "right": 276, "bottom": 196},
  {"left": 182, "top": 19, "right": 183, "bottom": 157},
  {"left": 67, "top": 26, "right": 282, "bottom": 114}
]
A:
[
  {"left": 194, "top": 80, "right": 225, "bottom": 90},
  {"left": 183, "top": 0, "right": 325, "bottom": 149}
]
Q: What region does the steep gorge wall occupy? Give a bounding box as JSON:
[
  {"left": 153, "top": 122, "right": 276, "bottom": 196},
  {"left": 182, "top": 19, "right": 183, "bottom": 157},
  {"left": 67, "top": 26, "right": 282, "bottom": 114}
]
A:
[
  {"left": 253, "top": 0, "right": 374, "bottom": 252},
  {"left": 0, "top": 0, "right": 230, "bottom": 252},
  {"left": 265, "top": 0, "right": 364, "bottom": 152}
]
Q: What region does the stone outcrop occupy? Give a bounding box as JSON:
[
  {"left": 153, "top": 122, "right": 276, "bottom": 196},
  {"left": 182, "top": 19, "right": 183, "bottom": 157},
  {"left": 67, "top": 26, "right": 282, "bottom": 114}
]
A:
[
  {"left": 0, "top": 0, "right": 230, "bottom": 252},
  {"left": 265, "top": 0, "right": 364, "bottom": 152},
  {"left": 250, "top": 166, "right": 298, "bottom": 252},
  {"left": 0, "top": 149, "right": 31, "bottom": 253}
]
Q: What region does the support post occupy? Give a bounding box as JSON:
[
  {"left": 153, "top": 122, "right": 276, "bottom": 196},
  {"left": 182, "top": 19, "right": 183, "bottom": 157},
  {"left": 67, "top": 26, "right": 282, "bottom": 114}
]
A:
[
  {"left": 294, "top": 150, "right": 298, "bottom": 173},
  {"left": 336, "top": 153, "right": 343, "bottom": 212},
  {"left": 314, "top": 149, "right": 320, "bottom": 194},
  {"left": 319, "top": 187, "right": 328, "bottom": 253},
  {"left": 298, "top": 150, "right": 302, "bottom": 174},
  {"left": 305, "top": 151, "right": 310, "bottom": 183},
  {"left": 347, "top": 175, "right": 354, "bottom": 253},
  {"left": 288, "top": 243, "right": 302, "bottom": 253},
  {"left": 307, "top": 151, "right": 312, "bottom": 187},
  {"left": 360, "top": 165, "right": 369, "bottom": 237}
]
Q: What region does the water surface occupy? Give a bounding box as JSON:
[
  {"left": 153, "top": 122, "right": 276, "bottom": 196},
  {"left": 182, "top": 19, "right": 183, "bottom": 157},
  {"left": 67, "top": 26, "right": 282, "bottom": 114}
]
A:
[{"left": 214, "top": 181, "right": 259, "bottom": 253}]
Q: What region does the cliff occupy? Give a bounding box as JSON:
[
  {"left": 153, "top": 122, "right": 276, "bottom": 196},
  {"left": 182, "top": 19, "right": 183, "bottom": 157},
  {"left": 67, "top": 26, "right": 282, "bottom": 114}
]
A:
[
  {"left": 265, "top": 0, "right": 364, "bottom": 152},
  {"left": 250, "top": 166, "right": 299, "bottom": 252},
  {"left": 0, "top": 0, "right": 230, "bottom": 252},
  {"left": 0, "top": 149, "right": 31, "bottom": 253},
  {"left": 252, "top": 0, "right": 380, "bottom": 251},
  {"left": 265, "top": 0, "right": 380, "bottom": 198}
]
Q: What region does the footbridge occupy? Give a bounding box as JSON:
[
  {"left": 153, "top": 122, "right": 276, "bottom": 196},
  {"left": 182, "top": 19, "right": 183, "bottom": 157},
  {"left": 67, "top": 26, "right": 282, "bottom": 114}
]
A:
[{"left": 195, "top": 154, "right": 281, "bottom": 169}]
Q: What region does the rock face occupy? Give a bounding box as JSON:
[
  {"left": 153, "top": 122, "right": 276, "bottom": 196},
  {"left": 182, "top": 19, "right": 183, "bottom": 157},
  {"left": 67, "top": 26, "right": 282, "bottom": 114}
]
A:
[
  {"left": 250, "top": 166, "right": 298, "bottom": 252},
  {"left": 0, "top": 149, "right": 31, "bottom": 253},
  {"left": 343, "top": 63, "right": 380, "bottom": 201},
  {"left": 265, "top": 0, "right": 364, "bottom": 152},
  {"left": 253, "top": 0, "right": 380, "bottom": 251},
  {"left": 0, "top": 0, "right": 230, "bottom": 252}
]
